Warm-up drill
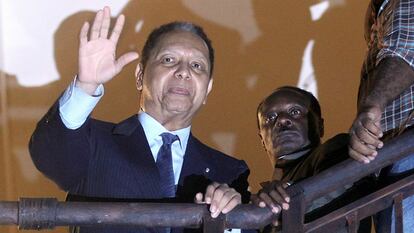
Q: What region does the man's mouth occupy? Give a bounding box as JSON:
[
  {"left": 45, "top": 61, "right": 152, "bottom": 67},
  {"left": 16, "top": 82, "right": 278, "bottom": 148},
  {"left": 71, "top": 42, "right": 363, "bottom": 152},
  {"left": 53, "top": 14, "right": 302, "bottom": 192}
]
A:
[
  {"left": 168, "top": 87, "right": 190, "bottom": 96},
  {"left": 275, "top": 130, "right": 299, "bottom": 138}
]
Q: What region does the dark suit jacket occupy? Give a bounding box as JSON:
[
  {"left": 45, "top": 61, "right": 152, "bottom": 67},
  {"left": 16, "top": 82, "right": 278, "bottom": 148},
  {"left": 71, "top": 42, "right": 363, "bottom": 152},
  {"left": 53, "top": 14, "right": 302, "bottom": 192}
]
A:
[{"left": 29, "top": 102, "right": 250, "bottom": 233}]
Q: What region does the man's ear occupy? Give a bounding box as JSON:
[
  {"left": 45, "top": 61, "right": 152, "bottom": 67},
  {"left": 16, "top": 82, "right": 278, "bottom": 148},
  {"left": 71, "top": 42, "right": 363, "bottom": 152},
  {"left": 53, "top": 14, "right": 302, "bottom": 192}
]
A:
[
  {"left": 319, "top": 118, "right": 325, "bottom": 138},
  {"left": 202, "top": 78, "right": 214, "bottom": 104},
  {"left": 135, "top": 63, "right": 143, "bottom": 91},
  {"left": 258, "top": 131, "right": 267, "bottom": 150},
  {"left": 207, "top": 78, "right": 213, "bottom": 95}
]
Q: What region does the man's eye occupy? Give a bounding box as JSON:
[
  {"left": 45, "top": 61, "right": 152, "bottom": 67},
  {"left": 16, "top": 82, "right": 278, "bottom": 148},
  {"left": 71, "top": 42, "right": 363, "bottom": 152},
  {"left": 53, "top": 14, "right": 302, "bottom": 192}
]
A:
[
  {"left": 191, "top": 62, "right": 203, "bottom": 70},
  {"left": 290, "top": 108, "right": 302, "bottom": 116},
  {"left": 265, "top": 113, "right": 278, "bottom": 124},
  {"left": 162, "top": 57, "right": 174, "bottom": 63}
]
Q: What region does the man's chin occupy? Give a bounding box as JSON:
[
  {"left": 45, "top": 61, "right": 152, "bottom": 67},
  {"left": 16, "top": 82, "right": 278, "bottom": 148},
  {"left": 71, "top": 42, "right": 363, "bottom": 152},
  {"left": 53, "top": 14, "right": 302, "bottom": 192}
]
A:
[
  {"left": 163, "top": 98, "right": 192, "bottom": 112},
  {"left": 275, "top": 145, "right": 302, "bottom": 158},
  {"left": 275, "top": 140, "right": 298, "bottom": 152}
]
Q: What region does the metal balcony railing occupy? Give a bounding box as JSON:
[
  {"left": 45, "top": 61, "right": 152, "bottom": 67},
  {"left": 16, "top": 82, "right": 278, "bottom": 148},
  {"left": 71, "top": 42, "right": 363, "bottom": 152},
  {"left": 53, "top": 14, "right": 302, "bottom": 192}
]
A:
[{"left": 0, "top": 128, "right": 413, "bottom": 233}]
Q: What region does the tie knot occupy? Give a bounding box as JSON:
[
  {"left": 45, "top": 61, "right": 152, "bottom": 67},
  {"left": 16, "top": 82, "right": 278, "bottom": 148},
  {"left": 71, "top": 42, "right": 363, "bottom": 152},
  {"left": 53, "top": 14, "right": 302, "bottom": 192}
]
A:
[{"left": 160, "top": 132, "right": 179, "bottom": 146}]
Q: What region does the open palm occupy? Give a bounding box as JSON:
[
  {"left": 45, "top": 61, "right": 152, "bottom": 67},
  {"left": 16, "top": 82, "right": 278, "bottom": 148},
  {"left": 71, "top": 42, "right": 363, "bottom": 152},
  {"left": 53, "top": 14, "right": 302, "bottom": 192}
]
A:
[{"left": 78, "top": 7, "right": 138, "bottom": 94}]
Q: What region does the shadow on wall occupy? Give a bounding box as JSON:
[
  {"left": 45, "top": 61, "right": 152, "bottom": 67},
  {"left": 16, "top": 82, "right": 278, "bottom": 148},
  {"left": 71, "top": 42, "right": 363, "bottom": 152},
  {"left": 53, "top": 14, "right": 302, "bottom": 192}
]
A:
[{"left": 1, "top": 3, "right": 367, "bottom": 227}]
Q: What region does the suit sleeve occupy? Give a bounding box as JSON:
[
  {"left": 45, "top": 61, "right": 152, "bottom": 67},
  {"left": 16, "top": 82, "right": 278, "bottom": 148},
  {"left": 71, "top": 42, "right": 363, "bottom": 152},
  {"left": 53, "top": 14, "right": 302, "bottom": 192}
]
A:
[
  {"left": 29, "top": 100, "right": 93, "bottom": 191},
  {"left": 230, "top": 161, "right": 251, "bottom": 204}
]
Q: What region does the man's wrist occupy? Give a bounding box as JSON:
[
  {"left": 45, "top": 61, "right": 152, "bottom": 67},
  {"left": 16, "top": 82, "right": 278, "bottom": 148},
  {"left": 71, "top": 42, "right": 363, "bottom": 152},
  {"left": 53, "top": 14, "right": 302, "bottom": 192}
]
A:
[
  {"left": 75, "top": 77, "right": 100, "bottom": 96},
  {"left": 357, "top": 102, "right": 383, "bottom": 115}
]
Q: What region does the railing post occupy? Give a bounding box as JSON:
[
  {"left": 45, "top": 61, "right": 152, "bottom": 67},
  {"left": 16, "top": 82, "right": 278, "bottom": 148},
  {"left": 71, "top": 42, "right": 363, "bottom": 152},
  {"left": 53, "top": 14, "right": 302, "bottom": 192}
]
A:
[
  {"left": 282, "top": 184, "right": 305, "bottom": 233},
  {"left": 393, "top": 193, "right": 404, "bottom": 233},
  {"left": 345, "top": 211, "right": 358, "bottom": 233},
  {"left": 203, "top": 214, "right": 225, "bottom": 233}
]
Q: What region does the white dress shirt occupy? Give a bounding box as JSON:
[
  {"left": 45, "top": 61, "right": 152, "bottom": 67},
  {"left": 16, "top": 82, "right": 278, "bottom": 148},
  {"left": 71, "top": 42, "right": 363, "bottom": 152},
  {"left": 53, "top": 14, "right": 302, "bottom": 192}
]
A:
[
  {"left": 58, "top": 78, "right": 190, "bottom": 185},
  {"left": 58, "top": 79, "right": 239, "bottom": 233}
]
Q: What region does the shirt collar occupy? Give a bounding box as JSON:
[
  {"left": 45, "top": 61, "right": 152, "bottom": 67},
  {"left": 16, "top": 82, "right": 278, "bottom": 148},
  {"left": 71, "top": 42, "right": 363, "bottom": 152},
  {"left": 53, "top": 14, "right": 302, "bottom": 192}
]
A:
[
  {"left": 138, "top": 111, "right": 191, "bottom": 151},
  {"left": 378, "top": 0, "right": 389, "bottom": 15}
]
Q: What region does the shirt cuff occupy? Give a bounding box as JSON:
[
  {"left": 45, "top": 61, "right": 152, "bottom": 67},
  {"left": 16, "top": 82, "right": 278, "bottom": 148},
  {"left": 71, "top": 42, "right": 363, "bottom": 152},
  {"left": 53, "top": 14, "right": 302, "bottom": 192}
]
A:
[
  {"left": 377, "top": 48, "right": 414, "bottom": 69},
  {"left": 225, "top": 229, "right": 240, "bottom": 233},
  {"left": 59, "top": 77, "right": 104, "bottom": 129}
]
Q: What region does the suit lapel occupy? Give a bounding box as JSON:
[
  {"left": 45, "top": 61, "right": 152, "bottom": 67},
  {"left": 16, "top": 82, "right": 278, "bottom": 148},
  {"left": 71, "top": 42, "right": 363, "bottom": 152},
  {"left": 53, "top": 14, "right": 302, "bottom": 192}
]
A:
[
  {"left": 178, "top": 134, "right": 211, "bottom": 185},
  {"left": 113, "top": 115, "right": 162, "bottom": 198}
]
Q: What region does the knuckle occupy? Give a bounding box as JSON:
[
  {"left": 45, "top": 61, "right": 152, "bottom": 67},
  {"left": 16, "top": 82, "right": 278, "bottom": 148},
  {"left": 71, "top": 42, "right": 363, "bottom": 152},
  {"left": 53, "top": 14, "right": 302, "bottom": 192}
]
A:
[
  {"left": 235, "top": 194, "right": 241, "bottom": 202},
  {"left": 215, "top": 189, "right": 224, "bottom": 196},
  {"left": 258, "top": 192, "right": 269, "bottom": 200},
  {"left": 269, "top": 190, "right": 278, "bottom": 196},
  {"left": 211, "top": 182, "right": 220, "bottom": 187},
  {"left": 258, "top": 191, "right": 266, "bottom": 198},
  {"left": 355, "top": 128, "right": 364, "bottom": 137}
]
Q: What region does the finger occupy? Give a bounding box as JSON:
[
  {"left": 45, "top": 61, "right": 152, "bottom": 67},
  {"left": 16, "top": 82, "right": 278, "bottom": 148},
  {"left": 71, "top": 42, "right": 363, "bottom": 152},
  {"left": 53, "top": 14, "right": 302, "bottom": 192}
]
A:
[
  {"left": 110, "top": 14, "right": 125, "bottom": 44},
  {"left": 362, "top": 112, "right": 383, "bottom": 137},
  {"left": 209, "top": 185, "right": 227, "bottom": 214},
  {"left": 251, "top": 194, "right": 266, "bottom": 208},
  {"left": 258, "top": 192, "right": 281, "bottom": 214},
  {"left": 100, "top": 6, "right": 111, "bottom": 38},
  {"left": 204, "top": 182, "right": 221, "bottom": 204},
  {"left": 79, "top": 22, "right": 89, "bottom": 46},
  {"left": 90, "top": 10, "right": 104, "bottom": 40},
  {"left": 269, "top": 190, "right": 289, "bottom": 210},
  {"left": 221, "top": 193, "right": 241, "bottom": 214},
  {"left": 355, "top": 123, "right": 383, "bottom": 148},
  {"left": 276, "top": 185, "right": 290, "bottom": 202},
  {"left": 194, "top": 192, "right": 204, "bottom": 204},
  {"left": 349, "top": 147, "right": 370, "bottom": 164},
  {"left": 213, "top": 188, "right": 238, "bottom": 215},
  {"left": 114, "top": 52, "right": 139, "bottom": 73},
  {"left": 272, "top": 219, "right": 280, "bottom": 227},
  {"left": 349, "top": 134, "right": 378, "bottom": 158}
]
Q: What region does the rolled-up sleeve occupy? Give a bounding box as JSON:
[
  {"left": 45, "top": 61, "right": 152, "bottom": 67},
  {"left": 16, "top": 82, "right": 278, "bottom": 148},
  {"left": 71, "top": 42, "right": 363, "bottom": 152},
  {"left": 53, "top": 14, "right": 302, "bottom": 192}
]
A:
[{"left": 377, "top": 0, "right": 414, "bottom": 68}]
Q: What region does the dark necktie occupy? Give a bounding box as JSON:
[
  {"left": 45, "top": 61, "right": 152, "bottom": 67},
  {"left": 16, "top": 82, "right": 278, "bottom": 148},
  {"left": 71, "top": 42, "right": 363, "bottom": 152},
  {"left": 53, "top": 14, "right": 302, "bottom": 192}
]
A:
[{"left": 156, "top": 133, "right": 179, "bottom": 198}]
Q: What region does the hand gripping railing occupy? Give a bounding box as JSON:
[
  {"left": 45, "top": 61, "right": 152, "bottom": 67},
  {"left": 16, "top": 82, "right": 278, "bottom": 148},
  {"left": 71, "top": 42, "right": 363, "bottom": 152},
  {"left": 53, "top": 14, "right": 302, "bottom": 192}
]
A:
[
  {"left": 281, "top": 128, "right": 414, "bottom": 233},
  {"left": 300, "top": 128, "right": 414, "bottom": 203},
  {"left": 0, "top": 129, "right": 413, "bottom": 232}
]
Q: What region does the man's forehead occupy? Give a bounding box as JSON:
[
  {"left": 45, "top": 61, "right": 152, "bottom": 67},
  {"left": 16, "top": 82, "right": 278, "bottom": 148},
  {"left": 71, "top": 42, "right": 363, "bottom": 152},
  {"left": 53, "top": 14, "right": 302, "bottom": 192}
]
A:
[
  {"left": 157, "top": 31, "right": 208, "bottom": 52},
  {"left": 148, "top": 32, "right": 209, "bottom": 66},
  {"left": 263, "top": 90, "right": 309, "bottom": 109}
]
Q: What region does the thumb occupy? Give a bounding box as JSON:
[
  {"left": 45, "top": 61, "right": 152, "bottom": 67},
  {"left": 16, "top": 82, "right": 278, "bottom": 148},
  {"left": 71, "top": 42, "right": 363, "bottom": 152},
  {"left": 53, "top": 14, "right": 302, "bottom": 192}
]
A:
[
  {"left": 114, "top": 52, "right": 139, "bottom": 73},
  {"left": 194, "top": 192, "right": 204, "bottom": 204}
]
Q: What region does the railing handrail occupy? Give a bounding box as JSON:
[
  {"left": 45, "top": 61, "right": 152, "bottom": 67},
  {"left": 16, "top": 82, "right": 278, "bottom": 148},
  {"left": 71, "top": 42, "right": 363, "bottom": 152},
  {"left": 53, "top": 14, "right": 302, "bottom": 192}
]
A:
[
  {"left": 0, "top": 128, "right": 413, "bottom": 231},
  {"left": 0, "top": 200, "right": 274, "bottom": 230},
  {"left": 298, "top": 128, "right": 414, "bottom": 203}
]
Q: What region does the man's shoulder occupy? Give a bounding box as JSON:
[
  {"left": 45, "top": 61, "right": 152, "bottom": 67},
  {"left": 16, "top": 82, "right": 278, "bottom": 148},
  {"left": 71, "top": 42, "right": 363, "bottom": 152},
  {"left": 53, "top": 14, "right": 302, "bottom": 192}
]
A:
[
  {"left": 311, "top": 133, "right": 350, "bottom": 172},
  {"left": 190, "top": 135, "right": 248, "bottom": 168},
  {"left": 88, "top": 114, "right": 140, "bottom": 135},
  {"left": 318, "top": 133, "right": 349, "bottom": 154}
]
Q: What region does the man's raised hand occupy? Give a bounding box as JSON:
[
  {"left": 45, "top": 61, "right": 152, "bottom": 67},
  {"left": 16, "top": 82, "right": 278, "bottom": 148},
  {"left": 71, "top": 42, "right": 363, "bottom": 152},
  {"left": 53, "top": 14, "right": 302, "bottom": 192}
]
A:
[{"left": 77, "top": 6, "right": 139, "bottom": 95}]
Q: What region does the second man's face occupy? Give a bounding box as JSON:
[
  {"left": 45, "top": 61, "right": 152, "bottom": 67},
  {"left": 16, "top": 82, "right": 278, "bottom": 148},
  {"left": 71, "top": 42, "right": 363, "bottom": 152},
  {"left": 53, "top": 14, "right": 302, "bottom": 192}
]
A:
[
  {"left": 258, "top": 89, "right": 320, "bottom": 162},
  {"left": 139, "top": 30, "right": 213, "bottom": 124}
]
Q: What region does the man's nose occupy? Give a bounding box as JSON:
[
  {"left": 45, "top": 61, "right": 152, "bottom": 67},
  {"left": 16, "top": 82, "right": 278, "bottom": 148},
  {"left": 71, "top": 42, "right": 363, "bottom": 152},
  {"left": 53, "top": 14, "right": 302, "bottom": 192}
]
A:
[
  {"left": 175, "top": 64, "right": 190, "bottom": 80},
  {"left": 276, "top": 115, "right": 293, "bottom": 128}
]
